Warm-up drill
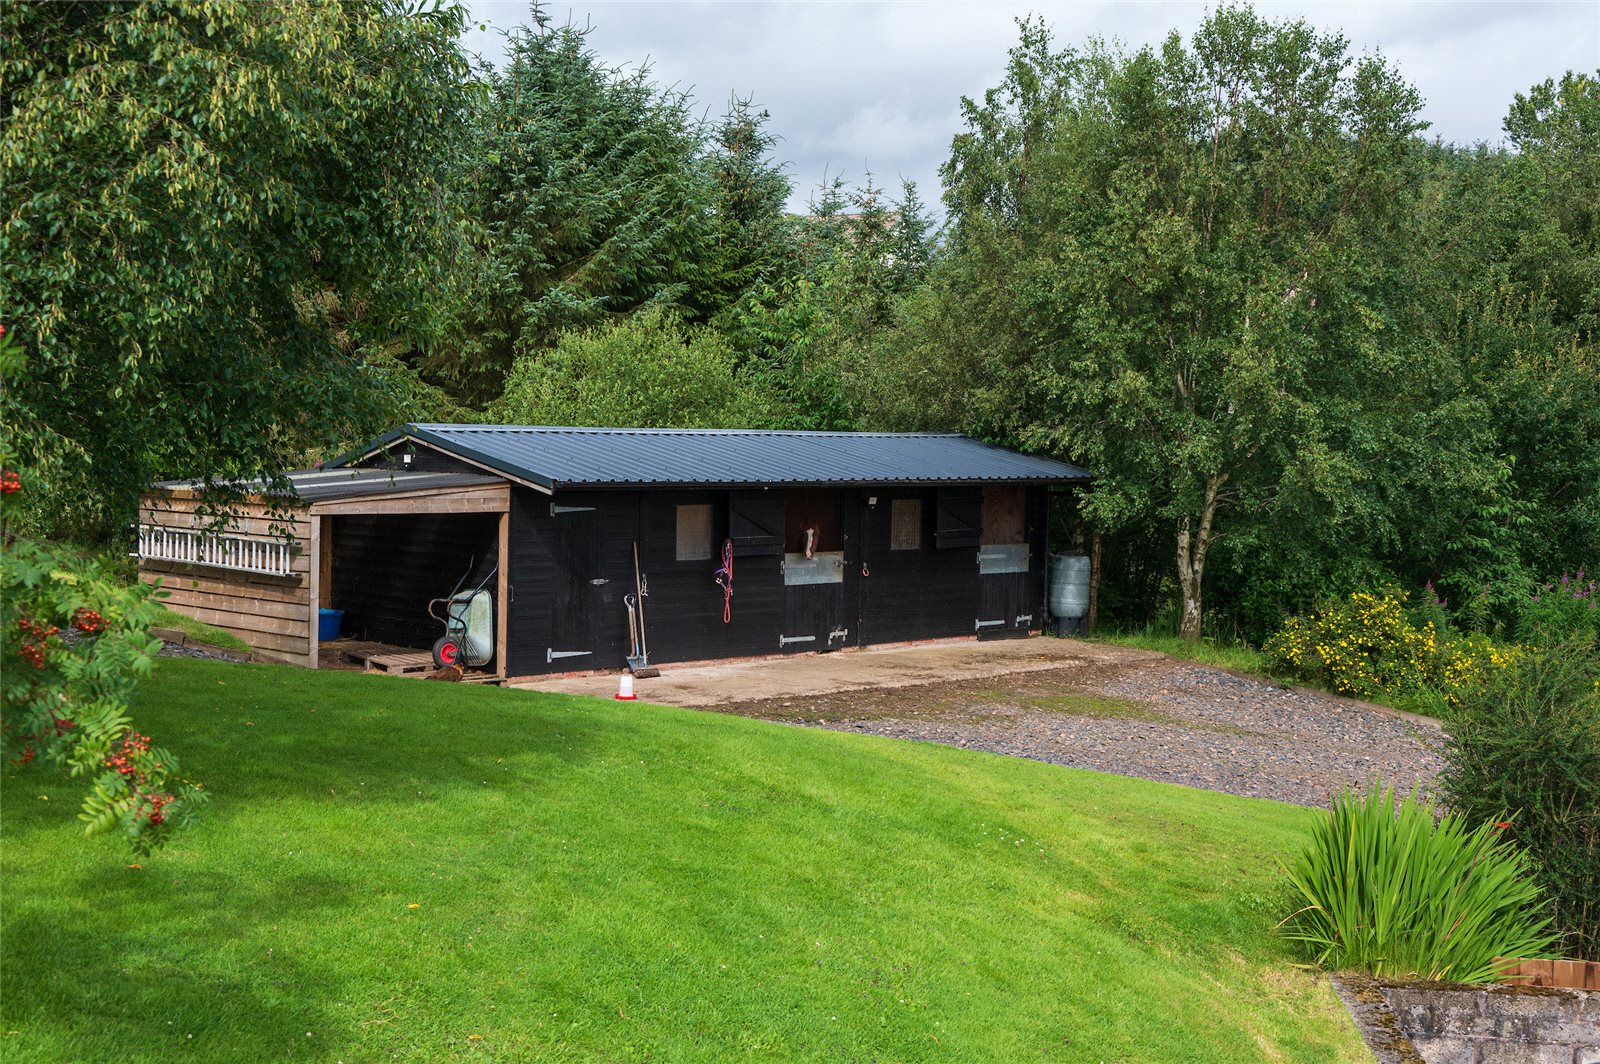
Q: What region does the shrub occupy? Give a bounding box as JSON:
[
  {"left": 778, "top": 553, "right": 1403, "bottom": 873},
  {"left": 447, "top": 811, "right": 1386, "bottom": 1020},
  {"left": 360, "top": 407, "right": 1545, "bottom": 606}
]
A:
[
  {"left": 1442, "top": 637, "right": 1600, "bottom": 960},
  {"left": 1280, "top": 782, "right": 1559, "bottom": 982},
  {"left": 1519, "top": 571, "right": 1600, "bottom": 644},
  {"left": 1265, "top": 590, "right": 1522, "bottom": 707},
  {"left": 494, "top": 307, "right": 775, "bottom": 429}
]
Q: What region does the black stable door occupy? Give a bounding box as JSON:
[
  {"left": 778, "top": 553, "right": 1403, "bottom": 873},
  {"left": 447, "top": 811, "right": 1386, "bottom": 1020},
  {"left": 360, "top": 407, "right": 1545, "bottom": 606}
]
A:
[{"left": 549, "top": 502, "right": 603, "bottom": 668}]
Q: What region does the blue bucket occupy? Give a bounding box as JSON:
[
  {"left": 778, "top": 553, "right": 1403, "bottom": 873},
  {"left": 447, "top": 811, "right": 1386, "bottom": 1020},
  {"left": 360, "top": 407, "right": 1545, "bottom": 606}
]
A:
[{"left": 318, "top": 608, "right": 344, "bottom": 642}]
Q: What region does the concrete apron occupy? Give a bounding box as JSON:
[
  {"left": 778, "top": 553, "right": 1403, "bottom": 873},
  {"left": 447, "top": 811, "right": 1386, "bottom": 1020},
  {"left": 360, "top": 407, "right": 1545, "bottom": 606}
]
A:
[{"left": 508, "top": 636, "right": 1162, "bottom": 707}]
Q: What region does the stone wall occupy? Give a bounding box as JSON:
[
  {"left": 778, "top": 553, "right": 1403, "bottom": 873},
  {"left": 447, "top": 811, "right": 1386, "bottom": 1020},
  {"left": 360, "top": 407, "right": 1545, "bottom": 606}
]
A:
[{"left": 1377, "top": 982, "right": 1597, "bottom": 1064}]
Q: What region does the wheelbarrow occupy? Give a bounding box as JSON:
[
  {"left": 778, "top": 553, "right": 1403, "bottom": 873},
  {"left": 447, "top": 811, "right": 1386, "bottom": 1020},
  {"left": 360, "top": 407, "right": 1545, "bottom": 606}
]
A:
[{"left": 428, "top": 563, "right": 497, "bottom": 669}]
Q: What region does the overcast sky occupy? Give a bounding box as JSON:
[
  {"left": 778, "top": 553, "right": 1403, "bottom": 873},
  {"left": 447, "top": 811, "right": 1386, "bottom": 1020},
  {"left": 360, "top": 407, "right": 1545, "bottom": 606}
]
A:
[{"left": 461, "top": 1, "right": 1600, "bottom": 214}]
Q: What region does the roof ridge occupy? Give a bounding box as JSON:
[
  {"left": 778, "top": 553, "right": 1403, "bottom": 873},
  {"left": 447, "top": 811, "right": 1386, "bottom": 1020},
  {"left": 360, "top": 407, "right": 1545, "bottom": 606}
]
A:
[{"left": 414, "top": 424, "right": 967, "bottom": 438}]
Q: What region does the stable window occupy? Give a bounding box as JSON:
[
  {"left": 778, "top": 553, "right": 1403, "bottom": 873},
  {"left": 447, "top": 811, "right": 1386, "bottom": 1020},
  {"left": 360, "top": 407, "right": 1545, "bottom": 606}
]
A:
[
  {"left": 783, "top": 488, "right": 844, "bottom": 585},
  {"left": 784, "top": 489, "right": 841, "bottom": 554},
  {"left": 890, "top": 498, "right": 921, "bottom": 551},
  {"left": 675, "top": 504, "right": 713, "bottom": 560}
]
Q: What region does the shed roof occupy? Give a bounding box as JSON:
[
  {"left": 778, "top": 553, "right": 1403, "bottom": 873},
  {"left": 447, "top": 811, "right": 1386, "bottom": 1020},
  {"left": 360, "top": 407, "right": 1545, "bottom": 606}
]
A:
[
  {"left": 155, "top": 467, "right": 504, "bottom": 503},
  {"left": 341, "top": 424, "right": 1091, "bottom": 490}
]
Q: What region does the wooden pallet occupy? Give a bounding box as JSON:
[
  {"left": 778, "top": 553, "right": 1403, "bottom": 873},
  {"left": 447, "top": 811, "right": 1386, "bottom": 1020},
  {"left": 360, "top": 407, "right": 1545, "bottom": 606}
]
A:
[
  {"left": 338, "top": 640, "right": 434, "bottom": 674},
  {"left": 334, "top": 640, "right": 501, "bottom": 683}
]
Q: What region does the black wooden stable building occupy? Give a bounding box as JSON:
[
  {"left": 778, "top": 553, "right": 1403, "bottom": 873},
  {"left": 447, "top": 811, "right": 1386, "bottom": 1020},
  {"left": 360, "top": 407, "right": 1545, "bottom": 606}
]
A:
[{"left": 138, "top": 425, "right": 1090, "bottom": 679}]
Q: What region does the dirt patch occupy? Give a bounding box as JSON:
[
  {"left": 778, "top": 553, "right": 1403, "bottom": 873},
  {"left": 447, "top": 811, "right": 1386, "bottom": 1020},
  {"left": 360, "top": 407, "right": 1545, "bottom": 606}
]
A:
[{"left": 711, "top": 658, "right": 1443, "bottom": 807}]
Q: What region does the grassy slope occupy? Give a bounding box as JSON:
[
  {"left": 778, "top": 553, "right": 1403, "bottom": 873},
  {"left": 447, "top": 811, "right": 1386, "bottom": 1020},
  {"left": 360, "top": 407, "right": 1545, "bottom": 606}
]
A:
[
  {"left": 1, "top": 659, "right": 1365, "bottom": 1063},
  {"left": 150, "top": 606, "right": 253, "bottom": 654},
  {"left": 1094, "top": 630, "right": 1280, "bottom": 679}
]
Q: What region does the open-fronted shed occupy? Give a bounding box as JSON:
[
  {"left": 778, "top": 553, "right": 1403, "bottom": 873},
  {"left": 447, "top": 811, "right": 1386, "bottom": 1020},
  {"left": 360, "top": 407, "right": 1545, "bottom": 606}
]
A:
[
  {"left": 140, "top": 425, "right": 1090, "bottom": 680},
  {"left": 139, "top": 467, "right": 510, "bottom": 671}
]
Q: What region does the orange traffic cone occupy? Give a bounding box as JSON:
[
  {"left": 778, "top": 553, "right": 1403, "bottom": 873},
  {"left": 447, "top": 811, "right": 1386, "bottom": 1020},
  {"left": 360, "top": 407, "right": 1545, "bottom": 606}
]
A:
[{"left": 615, "top": 672, "right": 637, "bottom": 701}]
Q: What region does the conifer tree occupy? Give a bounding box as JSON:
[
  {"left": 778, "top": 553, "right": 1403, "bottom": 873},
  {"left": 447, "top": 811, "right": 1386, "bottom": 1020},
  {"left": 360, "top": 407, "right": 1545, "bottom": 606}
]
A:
[{"left": 441, "top": 5, "right": 715, "bottom": 401}]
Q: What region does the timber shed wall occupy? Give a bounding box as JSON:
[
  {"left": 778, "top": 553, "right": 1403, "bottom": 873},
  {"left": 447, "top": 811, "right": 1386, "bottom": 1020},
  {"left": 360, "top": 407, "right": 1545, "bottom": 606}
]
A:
[
  {"left": 499, "top": 484, "right": 1054, "bottom": 677},
  {"left": 137, "top": 494, "right": 314, "bottom": 665}
]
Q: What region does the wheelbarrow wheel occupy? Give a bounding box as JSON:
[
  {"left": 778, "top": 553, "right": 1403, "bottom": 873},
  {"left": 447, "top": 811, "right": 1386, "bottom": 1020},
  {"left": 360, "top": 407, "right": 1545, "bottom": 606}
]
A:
[{"left": 432, "top": 637, "right": 460, "bottom": 669}]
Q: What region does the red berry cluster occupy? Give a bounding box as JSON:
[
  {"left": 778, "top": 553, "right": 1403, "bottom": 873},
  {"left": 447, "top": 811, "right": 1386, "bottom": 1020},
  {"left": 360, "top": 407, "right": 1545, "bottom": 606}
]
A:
[
  {"left": 14, "top": 616, "right": 59, "bottom": 669},
  {"left": 16, "top": 746, "right": 36, "bottom": 766},
  {"left": 139, "top": 792, "right": 175, "bottom": 826},
  {"left": 104, "top": 731, "right": 153, "bottom": 780},
  {"left": 104, "top": 732, "right": 173, "bottom": 824},
  {"left": 71, "top": 607, "right": 105, "bottom": 634},
  {"left": 0, "top": 469, "right": 19, "bottom": 495}
]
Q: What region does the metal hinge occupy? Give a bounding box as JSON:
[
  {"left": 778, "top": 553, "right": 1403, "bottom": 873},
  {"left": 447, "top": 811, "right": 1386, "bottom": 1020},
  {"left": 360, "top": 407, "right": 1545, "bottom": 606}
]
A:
[
  {"left": 975, "top": 619, "right": 1006, "bottom": 629},
  {"left": 828, "top": 628, "right": 849, "bottom": 643},
  {"left": 589, "top": 578, "right": 609, "bottom": 586},
  {"left": 551, "top": 503, "right": 596, "bottom": 515},
  {"left": 1015, "top": 613, "right": 1033, "bottom": 626},
  {"left": 547, "top": 649, "right": 593, "bottom": 663},
  {"left": 779, "top": 635, "right": 816, "bottom": 647}
]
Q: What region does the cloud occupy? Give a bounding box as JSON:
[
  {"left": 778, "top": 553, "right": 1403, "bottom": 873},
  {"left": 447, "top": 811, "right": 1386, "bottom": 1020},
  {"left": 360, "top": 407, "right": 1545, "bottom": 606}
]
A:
[{"left": 462, "top": 0, "right": 1600, "bottom": 211}]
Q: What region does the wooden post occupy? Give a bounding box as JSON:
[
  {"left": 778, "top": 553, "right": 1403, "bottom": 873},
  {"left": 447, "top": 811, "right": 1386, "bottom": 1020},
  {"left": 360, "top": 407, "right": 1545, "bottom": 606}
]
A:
[
  {"left": 496, "top": 510, "right": 509, "bottom": 678},
  {"left": 1087, "top": 531, "right": 1102, "bottom": 631},
  {"left": 306, "top": 514, "right": 322, "bottom": 669},
  {"left": 318, "top": 518, "right": 334, "bottom": 608}
]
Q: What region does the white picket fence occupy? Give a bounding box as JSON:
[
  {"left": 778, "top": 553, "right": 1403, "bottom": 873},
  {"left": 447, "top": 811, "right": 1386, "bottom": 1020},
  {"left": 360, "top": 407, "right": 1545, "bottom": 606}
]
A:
[{"left": 137, "top": 526, "right": 295, "bottom": 577}]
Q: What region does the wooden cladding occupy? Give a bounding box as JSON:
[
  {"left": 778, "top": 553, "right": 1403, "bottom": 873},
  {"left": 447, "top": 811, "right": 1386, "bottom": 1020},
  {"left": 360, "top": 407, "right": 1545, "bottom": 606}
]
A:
[
  {"left": 981, "top": 486, "right": 1025, "bottom": 545},
  {"left": 138, "top": 493, "right": 313, "bottom": 665},
  {"left": 934, "top": 488, "right": 981, "bottom": 548},
  {"left": 729, "top": 491, "right": 783, "bottom": 555}
]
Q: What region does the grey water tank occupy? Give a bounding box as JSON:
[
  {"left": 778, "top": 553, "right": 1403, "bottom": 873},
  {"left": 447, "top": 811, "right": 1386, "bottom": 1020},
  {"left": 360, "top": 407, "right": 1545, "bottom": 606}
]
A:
[{"left": 1049, "top": 553, "right": 1092, "bottom": 619}]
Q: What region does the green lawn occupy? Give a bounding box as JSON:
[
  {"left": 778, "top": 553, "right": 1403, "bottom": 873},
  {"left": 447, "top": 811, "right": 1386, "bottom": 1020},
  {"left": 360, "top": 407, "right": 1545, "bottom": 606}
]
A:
[{"left": 1, "top": 658, "right": 1366, "bottom": 1062}]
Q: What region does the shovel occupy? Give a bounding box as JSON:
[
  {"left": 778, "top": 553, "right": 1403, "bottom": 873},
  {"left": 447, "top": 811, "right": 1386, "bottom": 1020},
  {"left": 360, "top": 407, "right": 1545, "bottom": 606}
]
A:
[{"left": 626, "top": 541, "right": 660, "bottom": 677}]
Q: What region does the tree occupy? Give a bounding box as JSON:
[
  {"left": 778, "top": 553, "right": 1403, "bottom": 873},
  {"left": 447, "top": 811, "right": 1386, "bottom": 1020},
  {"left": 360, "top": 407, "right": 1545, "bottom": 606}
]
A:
[
  {"left": 494, "top": 307, "right": 773, "bottom": 428},
  {"left": 441, "top": 6, "right": 714, "bottom": 402},
  {"left": 1, "top": 0, "right": 476, "bottom": 539},
  {"left": 0, "top": 328, "right": 204, "bottom": 853},
  {"left": 734, "top": 176, "right": 939, "bottom": 431},
  {"left": 701, "top": 96, "right": 797, "bottom": 321},
  {"left": 1502, "top": 71, "right": 1600, "bottom": 341},
  {"left": 930, "top": 8, "right": 1428, "bottom": 639}
]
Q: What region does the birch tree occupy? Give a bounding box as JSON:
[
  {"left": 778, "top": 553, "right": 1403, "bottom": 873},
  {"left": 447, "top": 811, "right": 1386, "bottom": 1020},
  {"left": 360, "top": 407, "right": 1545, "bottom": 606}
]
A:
[{"left": 938, "top": 6, "right": 1426, "bottom": 639}]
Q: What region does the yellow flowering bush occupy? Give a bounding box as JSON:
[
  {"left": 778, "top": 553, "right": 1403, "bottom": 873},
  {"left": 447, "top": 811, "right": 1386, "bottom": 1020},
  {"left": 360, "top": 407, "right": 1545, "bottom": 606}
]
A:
[{"left": 1266, "top": 591, "right": 1523, "bottom": 706}]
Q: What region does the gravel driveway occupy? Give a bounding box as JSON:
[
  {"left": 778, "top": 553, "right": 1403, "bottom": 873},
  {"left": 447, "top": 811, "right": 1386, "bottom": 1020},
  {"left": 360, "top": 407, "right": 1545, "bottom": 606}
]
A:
[{"left": 713, "top": 657, "right": 1445, "bottom": 807}]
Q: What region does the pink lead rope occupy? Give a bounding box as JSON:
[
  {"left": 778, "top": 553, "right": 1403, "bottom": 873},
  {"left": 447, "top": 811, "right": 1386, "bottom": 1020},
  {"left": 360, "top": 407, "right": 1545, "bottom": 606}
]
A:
[{"left": 715, "top": 538, "right": 734, "bottom": 623}]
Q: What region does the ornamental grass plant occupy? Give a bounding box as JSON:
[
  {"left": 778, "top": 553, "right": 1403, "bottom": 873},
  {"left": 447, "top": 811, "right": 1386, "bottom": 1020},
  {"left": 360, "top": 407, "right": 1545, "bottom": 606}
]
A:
[{"left": 1280, "top": 782, "right": 1559, "bottom": 983}]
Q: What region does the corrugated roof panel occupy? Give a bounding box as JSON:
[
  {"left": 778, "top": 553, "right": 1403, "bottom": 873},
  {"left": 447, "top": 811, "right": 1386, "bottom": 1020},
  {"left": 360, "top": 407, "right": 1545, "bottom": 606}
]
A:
[
  {"left": 350, "top": 425, "right": 1091, "bottom": 488},
  {"left": 155, "top": 468, "right": 503, "bottom": 502}
]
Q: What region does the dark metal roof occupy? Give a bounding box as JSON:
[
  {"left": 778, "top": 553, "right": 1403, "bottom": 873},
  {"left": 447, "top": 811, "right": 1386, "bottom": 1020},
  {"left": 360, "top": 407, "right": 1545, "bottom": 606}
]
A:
[
  {"left": 155, "top": 468, "right": 503, "bottom": 503},
  {"left": 341, "top": 424, "right": 1091, "bottom": 490}
]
